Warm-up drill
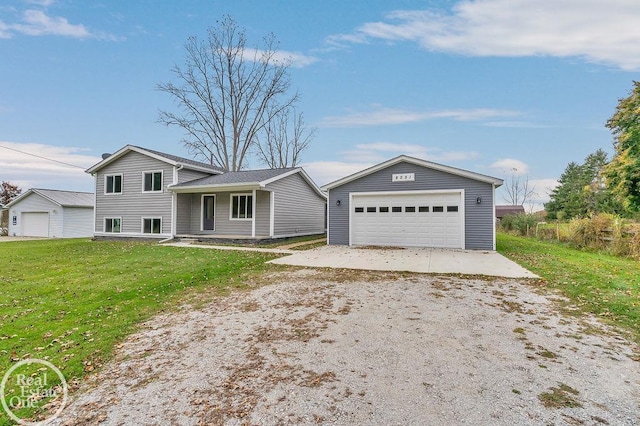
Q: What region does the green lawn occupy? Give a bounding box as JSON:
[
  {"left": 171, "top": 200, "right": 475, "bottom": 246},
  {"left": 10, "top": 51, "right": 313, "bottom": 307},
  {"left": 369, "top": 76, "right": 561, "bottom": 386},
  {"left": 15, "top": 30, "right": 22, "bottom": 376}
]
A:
[
  {"left": 497, "top": 233, "right": 640, "bottom": 344},
  {"left": 0, "top": 239, "right": 278, "bottom": 424}
]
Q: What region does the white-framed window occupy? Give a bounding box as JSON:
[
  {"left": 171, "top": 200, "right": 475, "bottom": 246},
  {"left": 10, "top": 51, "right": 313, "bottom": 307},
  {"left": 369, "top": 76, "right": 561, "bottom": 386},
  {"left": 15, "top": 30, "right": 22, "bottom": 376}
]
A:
[
  {"left": 104, "top": 217, "right": 121, "bottom": 233},
  {"left": 142, "top": 171, "right": 163, "bottom": 192},
  {"left": 230, "top": 193, "right": 253, "bottom": 220},
  {"left": 105, "top": 174, "right": 123, "bottom": 194},
  {"left": 142, "top": 217, "right": 162, "bottom": 234}
]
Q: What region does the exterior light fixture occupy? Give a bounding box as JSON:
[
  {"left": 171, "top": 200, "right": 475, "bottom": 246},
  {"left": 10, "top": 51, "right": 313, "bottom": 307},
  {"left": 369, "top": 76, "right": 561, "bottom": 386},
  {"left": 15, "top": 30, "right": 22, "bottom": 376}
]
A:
[
  {"left": 476, "top": 196, "right": 482, "bottom": 204},
  {"left": 336, "top": 199, "right": 341, "bottom": 206}
]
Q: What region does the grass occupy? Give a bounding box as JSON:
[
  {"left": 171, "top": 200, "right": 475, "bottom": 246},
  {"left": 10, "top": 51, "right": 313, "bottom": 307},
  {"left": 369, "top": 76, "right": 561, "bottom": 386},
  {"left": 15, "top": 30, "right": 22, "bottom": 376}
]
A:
[
  {"left": 0, "top": 239, "right": 279, "bottom": 424},
  {"left": 497, "top": 233, "right": 640, "bottom": 344}
]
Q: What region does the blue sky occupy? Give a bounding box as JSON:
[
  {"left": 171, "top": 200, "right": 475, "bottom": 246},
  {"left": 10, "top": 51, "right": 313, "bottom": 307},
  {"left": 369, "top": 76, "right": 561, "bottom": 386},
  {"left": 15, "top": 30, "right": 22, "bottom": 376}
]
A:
[{"left": 1, "top": 0, "right": 639, "bottom": 209}]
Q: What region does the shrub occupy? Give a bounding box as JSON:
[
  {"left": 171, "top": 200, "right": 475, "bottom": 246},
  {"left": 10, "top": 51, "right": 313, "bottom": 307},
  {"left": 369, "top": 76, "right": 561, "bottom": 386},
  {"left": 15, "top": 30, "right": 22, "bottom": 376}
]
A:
[{"left": 500, "top": 213, "right": 539, "bottom": 237}]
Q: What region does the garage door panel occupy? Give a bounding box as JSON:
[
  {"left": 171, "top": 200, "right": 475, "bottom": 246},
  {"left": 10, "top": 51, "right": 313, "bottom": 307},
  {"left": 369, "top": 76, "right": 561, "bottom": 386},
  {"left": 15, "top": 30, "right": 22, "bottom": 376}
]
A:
[
  {"left": 22, "top": 212, "right": 49, "bottom": 237},
  {"left": 351, "top": 192, "right": 462, "bottom": 248}
]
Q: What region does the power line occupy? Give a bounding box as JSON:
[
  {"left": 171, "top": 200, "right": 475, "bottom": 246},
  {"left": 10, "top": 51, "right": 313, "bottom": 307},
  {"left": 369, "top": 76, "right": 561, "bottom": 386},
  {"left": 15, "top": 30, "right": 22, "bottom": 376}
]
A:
[{"left": 0, "top": 144, "right": 86, "bottom": 169}]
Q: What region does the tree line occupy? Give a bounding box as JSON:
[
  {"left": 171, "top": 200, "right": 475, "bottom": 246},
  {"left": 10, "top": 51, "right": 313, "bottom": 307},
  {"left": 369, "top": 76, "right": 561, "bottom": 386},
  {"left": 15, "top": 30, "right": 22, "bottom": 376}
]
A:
[{"left": 546, "top": 81, "right": 640, "bottom": 220}]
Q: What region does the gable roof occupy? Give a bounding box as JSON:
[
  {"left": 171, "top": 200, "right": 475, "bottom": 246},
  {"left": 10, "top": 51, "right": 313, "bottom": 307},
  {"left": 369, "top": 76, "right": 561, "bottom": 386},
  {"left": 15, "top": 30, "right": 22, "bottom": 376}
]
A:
[
  {"left": 6, "top": 189, "right": 94, "bottom": 208},
  {"left": 322, "top": 155, "right": 504, "bottom": 190},
  {"left": 85, "top": 145, "right": 224, "bottom": 174},
  {"left": 169, "top": 167, "right": 327, "bottom": 199}
]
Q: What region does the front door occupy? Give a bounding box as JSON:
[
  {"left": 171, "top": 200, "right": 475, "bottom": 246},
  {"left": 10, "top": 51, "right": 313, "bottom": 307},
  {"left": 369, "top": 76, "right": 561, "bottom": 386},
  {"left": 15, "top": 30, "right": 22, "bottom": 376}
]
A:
[{"left": 202, "top": 195, "right": 215, "bottom": 231}]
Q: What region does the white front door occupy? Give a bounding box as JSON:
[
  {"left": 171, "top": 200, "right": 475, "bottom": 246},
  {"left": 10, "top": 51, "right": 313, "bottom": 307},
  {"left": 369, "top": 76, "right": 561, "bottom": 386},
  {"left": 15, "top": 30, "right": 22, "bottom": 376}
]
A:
[{"left": 351, "top": 191, "right": 463, "bottom": 248}]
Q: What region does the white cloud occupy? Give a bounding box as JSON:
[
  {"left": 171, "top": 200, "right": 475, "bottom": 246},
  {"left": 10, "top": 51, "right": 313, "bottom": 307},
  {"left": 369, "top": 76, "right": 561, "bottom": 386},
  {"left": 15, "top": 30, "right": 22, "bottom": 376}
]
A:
[
  {"left": 1, "top": 9, "right": 119, "bottom": 40},
  {"left": 25, "top": 0, "right": 56, "bottom": 6},
  {"left": 321, "top": 105, "right": 519, "bottom": 127},
  {"left": 331, "top": 0, "right": 640, "bottom": 71},
  {"left": 490, "top": 158, "right": 530, "bottom": 175},
  {"left": 302, "top": 161, "right": 373, "bottom": 187},
  {"left": 243, "top": 47, "right": 319, "bottom": 68},
  {"left": 0, "top": 142, "right": 99, "bottom": 192},
  {"left": 497, "top": 177, "right": 559, "bottom": 212},
  {"left": 341, "top": 142, "right": 479, "bottom": 164}
]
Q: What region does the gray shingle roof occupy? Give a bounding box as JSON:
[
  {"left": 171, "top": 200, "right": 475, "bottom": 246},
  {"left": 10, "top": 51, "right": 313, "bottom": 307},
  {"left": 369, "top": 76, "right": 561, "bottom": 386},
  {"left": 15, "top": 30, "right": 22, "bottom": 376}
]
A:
[
  {"left": 173, "top": 167, "right": 297, "bottom": 188},
  {"left": 132, "top": 146, "right": 225, "bottom": 172}
]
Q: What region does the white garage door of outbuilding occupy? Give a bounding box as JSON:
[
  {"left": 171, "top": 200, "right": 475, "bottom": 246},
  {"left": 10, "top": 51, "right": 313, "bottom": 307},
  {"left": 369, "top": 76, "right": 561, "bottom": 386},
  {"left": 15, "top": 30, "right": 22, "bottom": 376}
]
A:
[
  {"left": 22, "top": 212, "right": 50, "bottom": 237},
  {"left": 350, "top": 191, "right": 463, "bottom": 248}
]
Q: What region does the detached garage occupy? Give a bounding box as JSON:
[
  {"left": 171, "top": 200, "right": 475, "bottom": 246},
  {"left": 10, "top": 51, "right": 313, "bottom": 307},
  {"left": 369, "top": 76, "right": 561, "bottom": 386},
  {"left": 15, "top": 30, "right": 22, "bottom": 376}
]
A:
[
  {"left": 322, "top": 155, "right": 503, "bottom": 250},
  {"left": 6, "top": 189, "right": 94, "bottom": 238}
]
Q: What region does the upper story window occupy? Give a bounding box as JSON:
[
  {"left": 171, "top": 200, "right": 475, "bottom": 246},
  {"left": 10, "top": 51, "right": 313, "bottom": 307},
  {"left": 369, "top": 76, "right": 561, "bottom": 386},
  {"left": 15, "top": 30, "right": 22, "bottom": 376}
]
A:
[
  {"left": 231, "top": 194, "right": 253, "bottom": 219},
  {"left": 105, "top": 174, "right": 122, "bottom": 194},
  {"left": 143, "top": 171, "right": 163, "bottom": 192}
]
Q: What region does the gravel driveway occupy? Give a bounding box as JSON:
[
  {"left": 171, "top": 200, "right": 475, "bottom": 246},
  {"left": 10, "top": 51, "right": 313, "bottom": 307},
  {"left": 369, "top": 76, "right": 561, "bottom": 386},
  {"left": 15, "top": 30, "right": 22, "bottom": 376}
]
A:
[{"left": 55, "top": 269, "right": 639, "bottom": 425}]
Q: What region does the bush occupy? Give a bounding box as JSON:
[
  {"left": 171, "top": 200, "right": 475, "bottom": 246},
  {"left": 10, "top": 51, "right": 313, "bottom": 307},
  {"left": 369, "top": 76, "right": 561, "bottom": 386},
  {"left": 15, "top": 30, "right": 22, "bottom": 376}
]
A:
[{"left": 499, "top": 213, "right": 539, "bottom": 237}]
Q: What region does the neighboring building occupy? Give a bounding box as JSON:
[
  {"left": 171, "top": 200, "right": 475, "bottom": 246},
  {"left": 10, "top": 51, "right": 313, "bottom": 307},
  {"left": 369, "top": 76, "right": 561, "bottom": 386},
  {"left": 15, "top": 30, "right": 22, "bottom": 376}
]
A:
[
  {"left": 5, "top": 189, "right": 94, "bottom": 238},
  {"left": 85, "top": 145, "right": 326, "bottom": 239},
  {"left": 322, "top": 155, "right": 503, "bottom": 250},
  {"left": 495, "top": 205, "right": 525, "bottom": 221}
]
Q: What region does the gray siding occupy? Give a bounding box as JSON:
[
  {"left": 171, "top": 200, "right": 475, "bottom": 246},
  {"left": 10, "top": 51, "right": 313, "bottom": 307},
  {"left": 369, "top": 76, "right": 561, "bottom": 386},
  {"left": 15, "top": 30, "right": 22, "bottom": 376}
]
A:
[
  {"left": 176, "top": 193, "right": 192, "bottom": 234},
  {"left": 328, "top": 162, "right": 495, "bottom": 250},
  {"left": 255, "top": 190, "right": 270, "bottom": 236},
  {"left": 267, "top": 173, "right": 326, "bottom": 237},
  {"left": 62, "top": 207, "right": 94, "bottom": 238},
  {"left": 185, "top": 192, "right": 252, "bottom": 236},
  {"left": 6, "top": 193, "right": 62, "bottom": 237},
  {"left": 177, "top": 168, "right": 212, "bottom": 184},
  {"left": 94, "top": 151, "right": 173, "bottom": 236}
]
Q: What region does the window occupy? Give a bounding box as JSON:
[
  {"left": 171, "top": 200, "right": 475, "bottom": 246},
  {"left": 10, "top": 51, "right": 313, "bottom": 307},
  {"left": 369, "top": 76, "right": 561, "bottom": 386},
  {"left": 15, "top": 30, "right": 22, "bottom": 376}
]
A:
[
  {"left": 143, "top": 171, "right": 163, "bottom": 192},
  {"left": 105, "top": 174, "right": 122, "bottom": 194},
  {"left": 419, "top": 206, "right": 429, "bottom": 213},
  {"left": 447, "top": 206, "right": 459, "bottom": 212},
  {"left": 366, "top": 207, "right": 376, "bottom": 213},
  {"left": 142, "top": 218, "right": 162, "bottom": 234},
  {"left": 104, "top": 218, "right": 121, "bottom": 233},
  {"left": 392, "top": 206, "right": 402, "bottom": 212},
  {"left": 231, "top": 194, "right": 253, "bottom": 219},
  {"left": 379, "top": 207, "right": 389, "bottom": 213},
  {"left": 405, "top": 206, "right": 416, "bottom": 213},
  {"left": 354, "top": 207, "right": 364, "bottom": 213},
  {"left": 433, "top": 206, "right": 444, "bottom": 212}
]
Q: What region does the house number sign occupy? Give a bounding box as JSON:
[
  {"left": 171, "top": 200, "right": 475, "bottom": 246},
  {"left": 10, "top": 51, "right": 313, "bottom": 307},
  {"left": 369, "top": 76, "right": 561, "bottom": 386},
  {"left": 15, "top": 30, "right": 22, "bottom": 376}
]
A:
[{"left": 392, "top": 173, "right": 415, "bottom": 182}]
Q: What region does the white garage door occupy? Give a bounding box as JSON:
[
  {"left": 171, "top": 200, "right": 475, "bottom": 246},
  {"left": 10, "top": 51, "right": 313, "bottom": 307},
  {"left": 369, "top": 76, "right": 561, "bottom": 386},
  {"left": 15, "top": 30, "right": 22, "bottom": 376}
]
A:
[
  {"left": 22, "top": 212, "right": 50, "bottom": 237},
  {"left": 351, "top": 192, "right": 463, "bottom": 248}
]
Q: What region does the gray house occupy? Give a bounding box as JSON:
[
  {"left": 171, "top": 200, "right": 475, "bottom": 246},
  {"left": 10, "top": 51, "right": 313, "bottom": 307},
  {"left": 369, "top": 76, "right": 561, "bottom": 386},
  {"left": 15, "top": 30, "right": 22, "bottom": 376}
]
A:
[
  {"left": 85, "top": 145, "right": 326, "bottom": 240},
  {"left": 5, "top": 189, "right": 94, "bottom": 238},
  {"left": 322, "top": 155, "right": 503, "bottom": 250}
]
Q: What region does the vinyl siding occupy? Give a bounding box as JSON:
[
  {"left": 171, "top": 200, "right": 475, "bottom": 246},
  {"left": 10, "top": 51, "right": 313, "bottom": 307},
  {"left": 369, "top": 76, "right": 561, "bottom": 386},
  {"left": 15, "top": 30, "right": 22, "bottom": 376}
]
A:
[
  {"left": 266, "top": 173, "right": 325, "bottom": 237},
  {"left": 6, "top": 193, "right": 62, "bottom": 237},
  {"left": 177, "top": 168, "right": 212, "bottom": 184},
  {"left": 255, "top": 190, "right": 270, "bottom": 236},
  {"left": 94, "top": 151, "right": 173, "bottom": 236},
  {"left": 62, "top": 207, "right": 94, "bottom": 238},
  {"left": 327, "top": 162, "right": 495, "bottom": 250},
  {"left": 185, "top": 192, "right": 252, "bottom": 236},
  {"left": 176, "top": 193, "right": 193, "bottom": 234}
]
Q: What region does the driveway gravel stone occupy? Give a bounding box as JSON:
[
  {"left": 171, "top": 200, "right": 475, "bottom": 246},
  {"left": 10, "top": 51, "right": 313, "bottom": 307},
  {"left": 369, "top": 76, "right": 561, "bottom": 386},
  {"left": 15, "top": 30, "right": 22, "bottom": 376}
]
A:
[{"left": 54, "top": 269, "right": 639, "bottom": 425}]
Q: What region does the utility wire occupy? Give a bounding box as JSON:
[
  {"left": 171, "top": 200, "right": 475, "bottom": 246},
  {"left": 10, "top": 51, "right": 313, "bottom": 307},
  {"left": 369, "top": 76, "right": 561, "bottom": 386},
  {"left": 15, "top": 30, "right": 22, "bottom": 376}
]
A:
[{"left": 0, "top": 144, "right": 86, "bottom": 169}]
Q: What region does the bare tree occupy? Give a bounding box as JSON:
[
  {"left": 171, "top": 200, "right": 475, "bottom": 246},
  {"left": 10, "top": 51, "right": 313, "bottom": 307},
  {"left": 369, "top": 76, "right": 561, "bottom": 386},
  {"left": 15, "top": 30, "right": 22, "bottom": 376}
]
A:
[
  {"left": 503, "top": 170, "right": 536, "bottom": 206},
  {"left": 157, "top": 16, "right": 303, "bottom": 171},
  {"left": 256, "top": 108, "right": 315, "bottom": 168}
]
